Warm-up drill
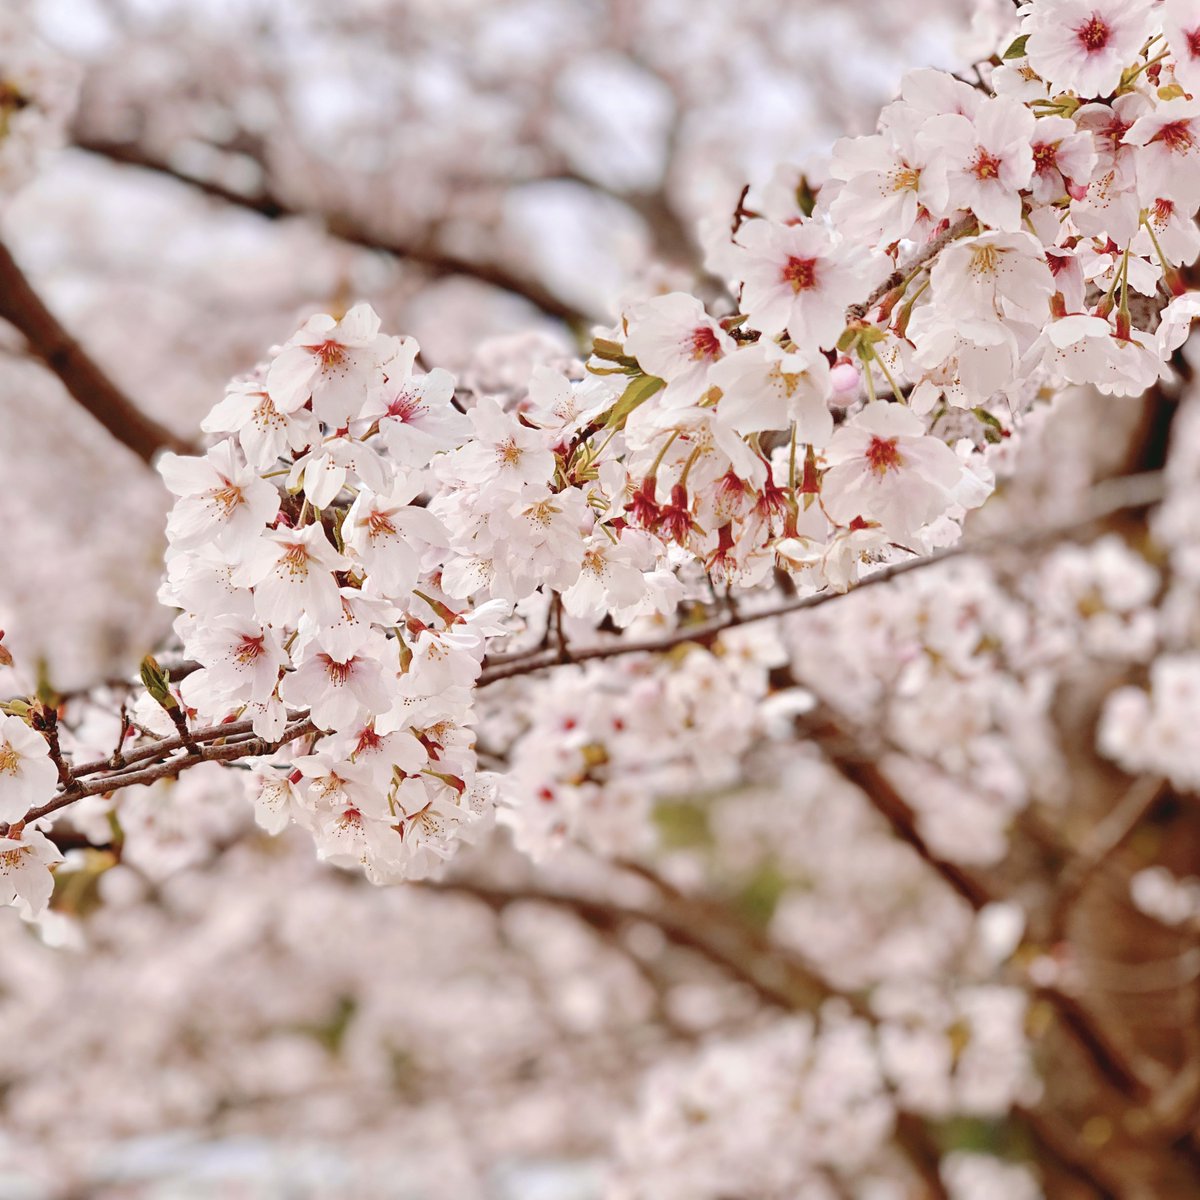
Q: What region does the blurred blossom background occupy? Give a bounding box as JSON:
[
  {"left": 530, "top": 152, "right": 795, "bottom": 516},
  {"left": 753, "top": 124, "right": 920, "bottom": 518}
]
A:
[{"left": 3, "top": 0, "right": 1200, "bottom": 1197}]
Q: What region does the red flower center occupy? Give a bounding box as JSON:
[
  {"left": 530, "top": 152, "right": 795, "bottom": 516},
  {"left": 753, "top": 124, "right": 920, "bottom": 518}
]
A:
[
  {"left": 865, "top": 436, "right": 903, "bottom": 475},
  {"left": 1032, "top": 142, "right": 1059, "bottom": 173},
  {"left": 1188, "top": 27, "right": 1200, "bottom": 59},
  {"left": 781, "top": 255, "right": 818, "bottom": 293},
  {"left": 355, "top": 726, "right": 383, "bottom": 754},
  {"left": 1075, "top": 15, "right": 1110, "bottom": 52},
  {"left": 690, "top": 325, "right": 723, "bottom": 360},
  {"left": 971, "top": 149, "right": 1003, "bottom": 180},
  {"left": 1155, "top": 120, "right": 1196, "bottom": 153}
]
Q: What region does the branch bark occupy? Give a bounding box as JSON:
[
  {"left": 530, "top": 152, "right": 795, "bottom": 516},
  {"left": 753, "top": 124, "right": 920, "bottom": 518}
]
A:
[
  {"left": 478, "top": 471, "right": 1167, "bottom": 686},
  {"left": 0, "top": 239, "right": 195, "bottom": 464},
  {"left": 74, "top": 136, "right": 592, "bottom": 328}
]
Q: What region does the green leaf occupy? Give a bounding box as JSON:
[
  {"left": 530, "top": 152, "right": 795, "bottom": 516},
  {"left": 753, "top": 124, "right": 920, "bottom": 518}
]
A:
[
  {"left": 591, "top": 338, "right": 641, "bottom": 368},
  {"left": 602, "top": 373, "right": 665, "bottom": 431},
  {"left": 1002, "top": 33, "right": 1028, "bottom": 60}
]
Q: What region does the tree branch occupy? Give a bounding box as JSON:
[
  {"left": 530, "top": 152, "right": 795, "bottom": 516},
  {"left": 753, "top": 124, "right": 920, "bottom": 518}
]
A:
[
  {"left": 73, "top": 136, "right": 593, "bottom": 328},
  {"left": 3, "top": 717, "right": 315, "bottom": 831},
  {"left": 0, "top": 239, "right": 196, "bottom": 464},
  {"left": 478, "top": 471, "right": 1167, "bottom": 686},
  {"left": 1050, "top": 775, "right": 1169, "bottom": 938}
]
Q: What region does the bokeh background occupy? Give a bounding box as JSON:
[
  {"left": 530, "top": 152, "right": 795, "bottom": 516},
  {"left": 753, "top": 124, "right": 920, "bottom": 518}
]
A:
[{"left": 4, "top": 1, "right": 1200, "bottom": 1198}]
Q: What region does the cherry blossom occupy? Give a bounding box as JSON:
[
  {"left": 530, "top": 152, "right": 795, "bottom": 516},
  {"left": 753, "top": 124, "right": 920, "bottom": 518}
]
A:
[
  {"left": 0, "top": 826, "right": 62, "bottom": 917},
  {"left": 1023, "top": 0, "right": 1153, "bottom": 98},
  {"left": 920, "top": 96, "right": 1035, "bottom": 231},
  {"left": 0, "top": 713, "right": 57, "bottom": 823},
  {"left": 265, "top": 302, "right": 396, "bottom": 427},
  {"left": 822, "top": 403, "right": 976, "bottom": 540},
  {"left": 732, "top": 218, "right": 878, "bottom": 351}
]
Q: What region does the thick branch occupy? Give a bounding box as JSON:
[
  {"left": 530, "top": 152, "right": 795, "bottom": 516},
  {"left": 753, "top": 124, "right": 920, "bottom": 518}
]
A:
[
  {"left": 74, "top": 136, "right": 591, "bottom": 328},
  {"left": 802, "top": 701, "right": 1153, "bottom": 1104},
  {"left": 0, "top": 240, "right": 195, "bottom": 464}
]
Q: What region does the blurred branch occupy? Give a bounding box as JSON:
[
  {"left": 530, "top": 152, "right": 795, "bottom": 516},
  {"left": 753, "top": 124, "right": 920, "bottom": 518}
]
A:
[
  {"left": 74, "top": 135, "right": 593, "bottom": 327},
  {"left": 0, "top": 239, "right": 195, "bottom": 464},
  {"left": 432, "top": 870, "right": 950, "bottom": 1198},
  {"left": 803, "top": 705, "right": 994, "bottom": 908},
  {"left": 1050, "top": 775, "right": 1169, "bottom": 938}
]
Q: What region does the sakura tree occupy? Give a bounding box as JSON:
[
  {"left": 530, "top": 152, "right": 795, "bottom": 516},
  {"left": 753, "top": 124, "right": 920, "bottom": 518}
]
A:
[{"left": 3, "top": 0, "right": 1200, "bottom": 1196}]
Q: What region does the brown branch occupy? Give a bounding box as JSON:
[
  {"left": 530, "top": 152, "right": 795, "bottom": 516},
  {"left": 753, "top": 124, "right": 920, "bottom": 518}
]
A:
[
  {"left": 800, "top": 700, "right": 1154, "bottom": 1104},
  {"left": 1050, "top": 775, "right": 1169, "bottom": 937},
  {"left": 0, "top": 239, "right": 195, "bottom": 464},
  {"left": 805, "top": 707, "right": 994, "bottom": 909},
  {"left": 73, "top": 136, "right": 592, "bottom": 328},
  {"left": 478, "top": 471, "right": 1167, "bottom": 686},
  {"left": 425, "top": 875, "right": 828, "bottom": 1011},
  {"left": 447, "top": 864, "right": 1124, "bottom": 1200},
  {"left": 848, "top": 214, "right": 977, "bottom": 321},
  {"left": 429, "top": 873, "right": 954, "bottom": 1195},
  {"left": 11, "top": 717, "right": 315, "bottom": 827}
]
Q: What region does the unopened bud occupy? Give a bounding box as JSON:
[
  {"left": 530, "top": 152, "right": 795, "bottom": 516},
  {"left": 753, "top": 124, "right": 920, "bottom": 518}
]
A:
[{"left": 140, "top": 655, "right": 180, "bottom": 712}]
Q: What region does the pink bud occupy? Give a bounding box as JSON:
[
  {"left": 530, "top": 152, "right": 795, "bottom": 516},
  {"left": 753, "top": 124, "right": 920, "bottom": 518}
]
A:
[{"left": 829, "top": 359, "right": 860, "bottom": 400}]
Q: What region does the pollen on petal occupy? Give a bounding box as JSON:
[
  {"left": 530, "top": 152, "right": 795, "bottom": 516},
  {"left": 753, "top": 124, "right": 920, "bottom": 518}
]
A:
[
  {"left": 865, "top": 435, "right": 903, "bottom": 475},
  {"left": 1075, "top": 15, "right": 1110, "bottom": 52},
  {"left": 781, "top": 256, "right": 818, "bottom": 293}
]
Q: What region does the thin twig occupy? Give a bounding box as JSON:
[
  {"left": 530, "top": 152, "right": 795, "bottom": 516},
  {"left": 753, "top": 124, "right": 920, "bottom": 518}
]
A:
[{"left": 478, "top": 471, "right": 1166, "bottom": 686}]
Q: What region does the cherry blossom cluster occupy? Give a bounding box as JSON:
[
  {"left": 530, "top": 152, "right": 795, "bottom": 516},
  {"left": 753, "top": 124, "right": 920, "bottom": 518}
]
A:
[
  {"left": 1100, "top": 653, "right": 1200, "bottom": 789},
  {"left": 609, "top": 995, "right": 1037, "bottom": 1199},
  {"left": 491, "top": 625, "right": 791, "bottom": 861},
  {"left": 150, "top": 304, "right": 508, "bottom": 884},
  {"left": 0, "top": 12, "right": 76, "bottom": 198},
  {"left": 7, "top": 0, "right": 1200, "bottom": 916}
]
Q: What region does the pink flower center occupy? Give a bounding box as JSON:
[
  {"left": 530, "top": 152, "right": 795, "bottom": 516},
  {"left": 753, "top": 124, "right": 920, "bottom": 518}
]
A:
[
  {"left": 1154, "top": 120, "right": 1196, "bottom": 153},
  {"left": 865, "top": 436, "right": 903, "bottom": 475},
  {"left": 1075, "top": 15, "right": 1110, "bottom": 52},
  {"left": 234, "top": 634, "right": 266, "bottom": 665},
  {"left": 690, "top": 326, "right": 723, "bottom": 361},
  {"left": 387, "top": 392, "right": 419, "bottom": 421},
  {"left": 781, "top": 256, "right": 818, "bottom": 293},
  {"left": 1032, "top": 142, "right": 1059, "bottom": 174},
  {"left": 315, "top": 340, "right": 347, "bottom": 367},
  {"left": 971, "top": 149, "right": 1003, "bottom": 181},
  {"left": 322, "top": 656, "right": 354, "bottom": 686}
]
